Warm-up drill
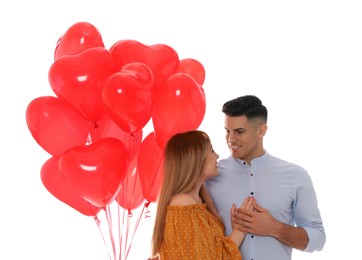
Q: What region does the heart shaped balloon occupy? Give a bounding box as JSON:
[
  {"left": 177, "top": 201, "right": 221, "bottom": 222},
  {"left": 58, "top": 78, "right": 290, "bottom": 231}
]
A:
[
  {"left": 59, "top": 137, "right": 128, "bottom": 208},
  {"left": 152, "top": 73, "right": 206, "bottom": 149},
  {"left": 54, "top": 22, "right": 104, "bottom": 60},
  {"left": 49, "top": 47, "right": 116, "bottom": 122},
  {"left": 177, "top": 58, "right": 206, "bottom": 87},
  {"left": 109, "top": 40, "right": 179, "bottom": 89},
  {"left": 25, "top": 96, "right": 89, "bottom": 157},
  {"left": 116, "top": 150, "right": 144, "bottom": 211},
  {"left": 41, "top": 157, "right": 101, "bottom": 216},
  {"left": 102, "top": 62, "right": 155, "bottom": 134},
  {"left": 137, "top": 132, "right": 164, "bottom": 203}
]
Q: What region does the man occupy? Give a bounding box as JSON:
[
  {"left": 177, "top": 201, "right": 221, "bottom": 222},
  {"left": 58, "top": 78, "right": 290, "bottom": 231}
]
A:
[{"left": 206, "top": 95, "right": 325, "bottom": 260}]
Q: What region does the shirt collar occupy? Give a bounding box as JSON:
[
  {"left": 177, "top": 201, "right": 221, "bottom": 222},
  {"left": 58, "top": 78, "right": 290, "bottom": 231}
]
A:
[{"left": 233, "top": 151, "right": 270, "bottom": 166}]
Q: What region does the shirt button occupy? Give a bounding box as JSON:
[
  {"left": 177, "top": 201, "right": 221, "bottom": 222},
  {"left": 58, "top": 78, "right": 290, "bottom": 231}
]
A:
[
  {"left": 251, "top": 235, "right": 254, "bottom": 238},
  {"left": 250, "top": 173, "right": 253, "bottom": 176},
  {"left": 250, "top": 192, "right": 254, "bottom": 195}
]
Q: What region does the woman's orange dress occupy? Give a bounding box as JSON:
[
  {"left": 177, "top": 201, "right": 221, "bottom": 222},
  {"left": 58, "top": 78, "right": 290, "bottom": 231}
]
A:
[{"left": 159, "top": 203, "right": 242, "bottom": 260}]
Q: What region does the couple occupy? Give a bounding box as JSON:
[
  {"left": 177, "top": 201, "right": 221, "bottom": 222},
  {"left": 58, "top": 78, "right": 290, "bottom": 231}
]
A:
[{"left": 149, "top": 95, "right": 326, "bottom": 260}]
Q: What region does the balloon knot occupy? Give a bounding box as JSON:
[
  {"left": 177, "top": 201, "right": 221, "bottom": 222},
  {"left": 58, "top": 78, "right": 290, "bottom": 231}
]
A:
[{"left": 93, "top": 216, "right": 101, "bottom": 225}]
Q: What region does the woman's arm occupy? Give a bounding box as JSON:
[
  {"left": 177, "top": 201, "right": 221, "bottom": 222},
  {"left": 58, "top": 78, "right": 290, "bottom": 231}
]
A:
[{"left": 229, "top": 196, "right": 255, "bottom": 247}]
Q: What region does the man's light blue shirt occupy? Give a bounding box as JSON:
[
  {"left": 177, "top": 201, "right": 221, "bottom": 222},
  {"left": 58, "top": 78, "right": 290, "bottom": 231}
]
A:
[{"left": 206, "top": 152, "right": 326, "bottom": 260}]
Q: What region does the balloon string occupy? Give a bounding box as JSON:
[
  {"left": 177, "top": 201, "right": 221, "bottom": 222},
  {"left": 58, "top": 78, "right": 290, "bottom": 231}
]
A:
[
  {"left": 121, "top": 134, "right": 140, "bottom": 260},
  {"left": 129, "top": 159, "right": 138, "bottom": 212},
  {"left": 105, "top": 205, "right": 117, "bottom": 260},
  {"left": 117, "top": 204, "right": 124, "bottom": 260},
  {"left": 120, "top": 133, "right": 137, "bottom": 260},
  {"left": 124, "top": 133, "right": 130, "bottom": 161},
  {"left": 94, "top": 215, "right": 113, "bottom": 260},
  {"left": 123, "top": 133, "right": 131, "bottom": 198},
  {"left": 123, "top": 210, "right": 132, "bottom": 259},
  {"left": 124, "top": 202, "right": 147, "bottom": 259},
  {"left": 121, "top": 204, "right": 128, "bottom": 260},
  {"left": 145, "top": 152, "right": 164, "bottom": 206},
  {"left": 118, "top": 163, "right": 132, "bottom": 259},
  {"left": 120, "top": 175, "right": 128, "bottom": 252}
]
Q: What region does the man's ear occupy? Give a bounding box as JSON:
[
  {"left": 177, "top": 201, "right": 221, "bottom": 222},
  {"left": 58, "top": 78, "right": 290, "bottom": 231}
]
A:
[{"left": 259, "top": 124, "right": 267, "bottom": 137}]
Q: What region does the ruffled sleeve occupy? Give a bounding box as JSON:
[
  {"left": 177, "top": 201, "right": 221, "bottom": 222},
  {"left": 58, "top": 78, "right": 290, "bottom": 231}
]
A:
[{"left": 159, "top": 203, "right": 241, "bottom": 260}]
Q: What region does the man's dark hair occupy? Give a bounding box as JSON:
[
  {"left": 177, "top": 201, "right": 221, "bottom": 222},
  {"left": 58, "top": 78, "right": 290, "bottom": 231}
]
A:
[{"left": 222, "top": 95, "right": 268, "bottom": 122}]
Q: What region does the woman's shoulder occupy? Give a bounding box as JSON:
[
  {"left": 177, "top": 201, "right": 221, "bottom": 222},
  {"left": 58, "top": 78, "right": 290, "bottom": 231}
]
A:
[{"left": 169, "top": 194, "right": 199, "bottom": 206}]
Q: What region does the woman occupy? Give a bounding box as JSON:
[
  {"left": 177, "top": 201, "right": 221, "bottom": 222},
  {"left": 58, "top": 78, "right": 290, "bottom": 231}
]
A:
[{"left": 150, "top": 130, "right": 253, "bottom": 259}]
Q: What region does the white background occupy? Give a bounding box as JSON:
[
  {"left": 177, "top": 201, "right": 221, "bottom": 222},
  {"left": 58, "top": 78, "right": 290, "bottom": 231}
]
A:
[{"left": 1, "top": 0, "right": 361, "bottom": 259}]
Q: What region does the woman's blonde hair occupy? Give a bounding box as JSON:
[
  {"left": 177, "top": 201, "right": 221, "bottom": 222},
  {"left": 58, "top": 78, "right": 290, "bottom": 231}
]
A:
[{"left": 151, "top": 130, "right": 223, "bottom": 256}]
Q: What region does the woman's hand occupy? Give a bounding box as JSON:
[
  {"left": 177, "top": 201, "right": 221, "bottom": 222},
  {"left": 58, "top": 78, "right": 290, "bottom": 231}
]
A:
[
  {"left": 241, "top": 196, "right": 255, "bottom": 211},
  {"left": 147, "top": 256, "right": 159, "bottom": 260},
  {"left": 231, "top": 196, "right": 256, "bottom": 232}
]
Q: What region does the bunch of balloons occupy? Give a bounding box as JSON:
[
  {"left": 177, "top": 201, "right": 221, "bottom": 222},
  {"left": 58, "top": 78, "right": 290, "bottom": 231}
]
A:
[{"left": 25, "top": 21, "right": 206, "bottom": 259}]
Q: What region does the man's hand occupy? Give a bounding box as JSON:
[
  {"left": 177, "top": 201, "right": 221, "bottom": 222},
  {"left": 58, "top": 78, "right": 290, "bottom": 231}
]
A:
[
  {"left": 232, "top": 199, "right": 309, "bottom": 250},
  {"left": 232, "top": 200, "right": 281, "bottom": 237}
]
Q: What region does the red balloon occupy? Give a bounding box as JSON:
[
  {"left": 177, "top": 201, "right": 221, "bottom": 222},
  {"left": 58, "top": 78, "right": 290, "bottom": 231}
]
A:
[
  {"left": 49, "top": 47, "right": 116, "bottom": 122},
  {"left": 41, "top": 157, "right": 101, "bottom": 216},
  {"left": 102, "top": 62, "right": 155, "bottom": 133},
  {"left": 26, "top": 96, "right": 89, "bottom": 156},
  {"left": 152, "top": 73, "right": 206, "bottom": 148},
  {"left": 59, "top": 137, "right": 128, "bottom": 208},
  {"left": 116, "top": 151, "right": 144, "bottom": 211},
  {"left": 177, "top": 58, "right": 206, "bottom": 87},
  {"left": 137, "top": 132, "right": 164, "bottom": 203},
  {"left": 54, "top": 22, "right": 104, "bottom": 60},
  {"left": 109, "top": 40, "right": 179, "bottom": 89},
  {"left": 90, "top": 113, "right": 142, "bottom": 160}
]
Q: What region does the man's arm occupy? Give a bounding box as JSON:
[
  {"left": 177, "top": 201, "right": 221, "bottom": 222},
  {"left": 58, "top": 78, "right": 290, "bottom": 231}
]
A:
[{"left": 270, "top": 220, "right": 308, "bottom": 250}]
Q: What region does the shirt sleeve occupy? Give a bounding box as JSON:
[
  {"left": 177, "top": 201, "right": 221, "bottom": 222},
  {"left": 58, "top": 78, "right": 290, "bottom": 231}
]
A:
[
  {"left": 160, "top": 204, "right": 242, "bottom": 260},
  {"left": 293, "top": 168, "right": 326, "bottom": 252}
]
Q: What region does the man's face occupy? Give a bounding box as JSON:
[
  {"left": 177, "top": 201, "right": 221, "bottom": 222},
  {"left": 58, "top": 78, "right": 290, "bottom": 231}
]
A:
[{"left": 224, "top": 115, "right": 265, "bottom": 164}]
